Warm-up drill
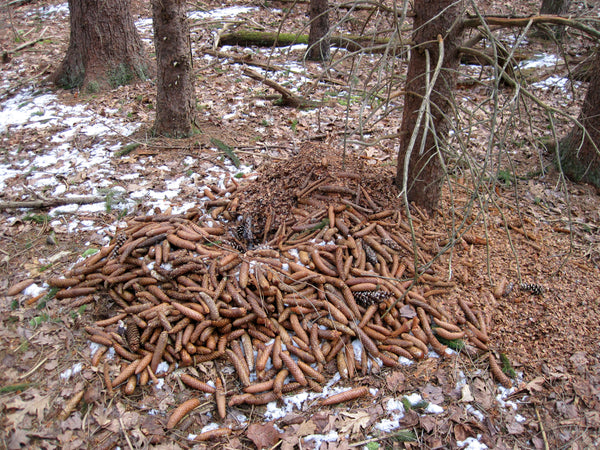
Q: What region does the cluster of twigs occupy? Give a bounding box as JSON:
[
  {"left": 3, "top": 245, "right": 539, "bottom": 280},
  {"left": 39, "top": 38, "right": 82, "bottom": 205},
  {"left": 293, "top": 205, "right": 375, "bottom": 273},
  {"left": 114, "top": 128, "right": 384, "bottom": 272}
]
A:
[{"left": 47, "top": 178, "right": 503, "bottom": 429}]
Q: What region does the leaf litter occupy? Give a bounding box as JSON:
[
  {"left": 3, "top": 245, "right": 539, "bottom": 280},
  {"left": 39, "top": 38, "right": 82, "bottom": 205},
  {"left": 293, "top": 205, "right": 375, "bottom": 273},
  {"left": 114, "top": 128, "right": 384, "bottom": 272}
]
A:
[{"left": 1, "top": 0, "right": 600, "bottom": 449}]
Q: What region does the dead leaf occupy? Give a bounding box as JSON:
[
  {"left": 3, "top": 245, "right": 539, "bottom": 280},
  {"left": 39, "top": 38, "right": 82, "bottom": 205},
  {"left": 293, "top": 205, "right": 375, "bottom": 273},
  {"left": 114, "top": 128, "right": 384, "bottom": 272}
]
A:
[
  {"left": 8, "top": 429, "right": 30, "bottom": 450},
  {"left": 524, "top": 376, "right": 545, "bottom": 393},
  {"left": 454, "top": 423, "right": 474, "bottom": 441},
  {"left": 61, "top": 412, "right": 83, "bottom": 431},
  {"left": 400, "top": 409, "right": 420, "bottom": 428},
  {"left": 460, "top": 384, "right": 474, "bottom": 403},
  {"left": 247, "top": 423, "right": 282, "bottom": 449},
  {"left": 386, "top": 371, "right": 405, "bottom": 393},
  {"left": 422, "top": 384, "right": 444, "bottom": 404},
  {"left": 506, "top": 420, "right": 525, "bottom": 435},
  {"left": 5, "top": 393, "right": 50, "bottom": 427},
  {"left": 419, "top": 415, "right": 437, "bottom": 433},
  {"left": 339, "top": 411, "right": 370, "bottom": 435},
  {"left": 296, "top": 420, "right": 317, "bottom": 437}
]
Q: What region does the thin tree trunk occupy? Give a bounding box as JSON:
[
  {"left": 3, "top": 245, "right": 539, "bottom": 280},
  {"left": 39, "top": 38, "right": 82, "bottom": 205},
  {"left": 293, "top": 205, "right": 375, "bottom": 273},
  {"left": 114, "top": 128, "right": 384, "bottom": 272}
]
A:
[
  {"left": 52, "top": 0, "right": 148, "bottom": 92},
  {"left": 152, "top": 0, "right": 195, "bottom": 137},
  {"left": 536, "top": 0, "right": 571, "bottom": 39},
  {"left": 558, "top": 50, "right": 600, "bottom": 188},
  {"left": 307, "top": 0, "right": 330, "bottom": 61},
  {"left": 395, "top": 0, "right": 464, "bottom": 215}
]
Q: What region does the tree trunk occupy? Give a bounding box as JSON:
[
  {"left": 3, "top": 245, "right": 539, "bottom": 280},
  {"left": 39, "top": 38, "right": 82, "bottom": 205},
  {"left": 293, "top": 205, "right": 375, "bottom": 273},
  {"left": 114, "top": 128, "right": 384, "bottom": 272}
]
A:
[
  {"left": 536, "top": 0, "right": 571, "bottom": 39},
  {"left": 152, "top": 0, "right": 195, "bottom": 137},
  {"left": 307, "top": 0, "right": 330, "bottom": 61},
  {"left": 52, "top": 0, "right": 148, "bottom": 92},
  {"left": 558, "top": 50, "right": 600, "bottom": 188},
  {"left": 395, "top": 0, "right": 464, "bottom": 215},
  {"left": 540, "top": 0, "right": 571, "bottom": 14}
]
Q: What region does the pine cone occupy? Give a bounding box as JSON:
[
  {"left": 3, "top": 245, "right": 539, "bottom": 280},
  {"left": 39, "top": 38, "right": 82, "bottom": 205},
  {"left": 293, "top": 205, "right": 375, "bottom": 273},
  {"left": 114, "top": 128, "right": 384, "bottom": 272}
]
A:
[
  {"left": 353, "top": 290, "right": 392, "bottom": 307},
  {"left": 109, "top": 232, "right": 128, "bottom": 259},
  {"left": 520, "top": 283, "right": 544, "bottom": 296},
  {"left": 125, "top": 318, "right": 140, "bottom": 352},
  {"left": 362, "top": 241, "right": 378, "bottom": 265},
  {"left": 382, "top": 238, "right": 401, "bottom": 252}
]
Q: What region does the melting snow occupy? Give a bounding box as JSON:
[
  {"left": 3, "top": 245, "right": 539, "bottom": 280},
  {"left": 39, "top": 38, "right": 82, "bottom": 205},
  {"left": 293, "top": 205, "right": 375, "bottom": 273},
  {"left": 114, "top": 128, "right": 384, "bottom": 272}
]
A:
[
  {"left": 188, "top": 6, "right": 257, "bottom": 21},
  {"left": 457, "top": 435, "right": 488, "bottom": 449},
  {"left": 519, "top": 53, "right": 561, "bottom": 70},
  {"left": 60, "top": 362, "right": 83, "bottom": 380}
]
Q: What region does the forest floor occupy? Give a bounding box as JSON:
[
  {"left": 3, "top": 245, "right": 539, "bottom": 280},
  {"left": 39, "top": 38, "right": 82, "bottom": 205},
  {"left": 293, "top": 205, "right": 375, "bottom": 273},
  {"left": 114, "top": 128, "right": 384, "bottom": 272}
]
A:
[{"left": 1, "top": 0, "right": 600, "bottom": 449}]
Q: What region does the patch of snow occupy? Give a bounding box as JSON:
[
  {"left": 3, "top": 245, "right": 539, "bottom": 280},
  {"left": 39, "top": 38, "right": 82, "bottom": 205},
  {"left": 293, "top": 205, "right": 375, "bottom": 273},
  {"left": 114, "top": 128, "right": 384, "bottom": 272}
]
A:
[
  {"left": 188, "top": 6, "right": 257, "bottom": 21},
  {"left": 23, "top": 283, "right": 45, "bottom": 297},
  {"left": 155, "top": 361, "right": 169, "bottom": 374},
  {"left": 60, "top": 362, "right": 83, "bottom": 380},
  {"left": 200, "top": 422, "right": 221, "bottom": 433},
  {"left": 425, "top": 403, "right": 444, "bottom": 414},
  {"left": 466, "top": 405, "right": 485, "bottom": 422},
  {"left": 404, "top": 393, "right": 423, "bottom": 406},
  {"left": 519, "top": 53, "right": 561, "bottom": 70},
  {"left": 457, "top": 435, "right": 488, "bottom": 449},
  {"left": 531, "top": 75, "right": 577, "bottom": 92},
  {"left": 304, "top": 431, "right": 339, "bottom": 447},
  {"left": 89, "top": 342, "right": 102, "bottom": 356},
  {"left": 35, "top": 2, "right": 69, "bottom": 17}
]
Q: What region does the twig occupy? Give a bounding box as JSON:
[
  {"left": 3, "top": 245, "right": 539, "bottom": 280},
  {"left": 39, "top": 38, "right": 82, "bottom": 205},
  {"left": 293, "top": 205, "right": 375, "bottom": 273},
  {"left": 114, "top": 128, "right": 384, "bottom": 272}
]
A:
[
  {"left": 242, "top": 67, "right": 322, "bottom": 108},
  {"left": 535, "top": 406, "right": 550, "bottom": 450},
  {"left": 463, "top": 14, "right": 600, "bottom": 40},
  {"left": 205, "top": 49, "right": 296, "bottom": 73},
  {"left": 0, "top": 64, "right": 51, "bottom": 102},
  {"left": 119, "top": 417, "right": 135, "bottom": 450},
  {"left": 0, "top": 195, "right": 105, "bottom": 211},
  {"left": 18, "top": 355, "right": 50, "bottom": 380},
  {"left": 9, "top": 26, "right": 50, "bottom": 54}
]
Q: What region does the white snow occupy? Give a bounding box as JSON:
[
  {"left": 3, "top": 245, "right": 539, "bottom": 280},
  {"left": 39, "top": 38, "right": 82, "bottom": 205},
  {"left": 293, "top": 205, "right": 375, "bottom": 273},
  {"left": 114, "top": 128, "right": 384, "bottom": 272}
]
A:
[
  {"left": 23, "top": 283, "right": 45, "bottom": 297},
  {"left": 519, "top": 53, "right": 561, "bottom": 70},
  {"left": 457, "top": 435, "right": 488, "bottom": 449},
  {"left": 188, "top": 6, "right": 257, "bottom": 21},
  {"left": 60, "top": 362, "right": 83, "bottom": 380}
]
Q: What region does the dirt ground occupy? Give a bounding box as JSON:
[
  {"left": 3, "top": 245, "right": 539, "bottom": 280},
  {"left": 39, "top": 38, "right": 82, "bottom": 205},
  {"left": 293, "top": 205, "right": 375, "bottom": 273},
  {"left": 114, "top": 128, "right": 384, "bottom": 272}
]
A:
[{"left": 1, "top": 0, "right": 600, "bottom": 449}]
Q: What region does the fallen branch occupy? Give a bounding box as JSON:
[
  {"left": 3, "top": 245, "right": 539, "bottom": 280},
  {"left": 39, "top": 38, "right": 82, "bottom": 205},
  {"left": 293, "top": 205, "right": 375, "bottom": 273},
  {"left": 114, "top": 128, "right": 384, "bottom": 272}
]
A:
[
  {"left": 463, "top": 14, "right": 600, "bottom": 40},
  {"left": 205, "top": 49, "right": 291, "bottom": 73},
  {"left": 242, "top": 67, "right": 322, "bottom": 108},
  {"left": 0, "top": 195, "right": 105, "bottom": 211},
  {"left": 218, "top": 30, "right": 393, "bottom": 53}
]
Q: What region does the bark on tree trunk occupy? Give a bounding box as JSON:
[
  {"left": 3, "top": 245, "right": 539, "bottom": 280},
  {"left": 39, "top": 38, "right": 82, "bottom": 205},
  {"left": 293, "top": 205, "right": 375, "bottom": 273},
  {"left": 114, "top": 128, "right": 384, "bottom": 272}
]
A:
[
  {"left": 307, "top": 0, "right": 330, "bottom": 61},
  {"left": 558, "top": 50, "right": 600, "bottom": 188},
  {"left": 52, "top": 0, "right": 148, "bottom": 92},
  {"left": 395, "top": 0, "right": 464, "bottom": 215},
  {"left": 536, "top": 0, "right": 571, "bottom": 39},
  {"left": 540, "top": 0, "right": 571, "bottom": 14},
  {"left": 152, "top": 0, "right": 195, "bottom": 137}
]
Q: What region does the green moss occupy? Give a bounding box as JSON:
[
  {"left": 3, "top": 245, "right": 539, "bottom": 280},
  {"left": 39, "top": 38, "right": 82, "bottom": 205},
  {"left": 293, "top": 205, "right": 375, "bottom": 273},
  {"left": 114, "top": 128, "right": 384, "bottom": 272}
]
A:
[
  {"left": 500, "top": 352, "right": 517, "bottom": 378},
  {"left": 115, "top": 142, "right": 140, "bottom": 157},
  {"left": 85, "top": 80, "right": 100, "bottom": 94}
]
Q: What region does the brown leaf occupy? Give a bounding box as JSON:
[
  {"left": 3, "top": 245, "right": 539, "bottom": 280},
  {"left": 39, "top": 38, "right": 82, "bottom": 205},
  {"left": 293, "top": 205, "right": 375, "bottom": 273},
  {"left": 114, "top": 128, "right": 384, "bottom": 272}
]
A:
[
  {"left": 8, "top": 429, "right": 30, "bottom": 450},
  {"left": 506, "top": 420, "right": 525, "bottom": 435},
  {"left": 419, "top": 415, "right": 437, "bottom": 433},
  {"left": 339, "top": 411, "right": 371, "bottom": 436},
  {"left": 454, "top": 423, "right": 474, "bottom": 441},
  {"left": 296, "top": 420, "right": 317, "bottom": 437},
  {"left": 422, "top": 384, "right": 444, "bottom": 404},
  {"left": 399, "top": 409, "right": 419, "bottom": 428},
  {"left": 247, "top": 423, "right": 282, "bottom": 449},
  {"left": 386, "top": 371, "right": 405, "bottom": 393}
]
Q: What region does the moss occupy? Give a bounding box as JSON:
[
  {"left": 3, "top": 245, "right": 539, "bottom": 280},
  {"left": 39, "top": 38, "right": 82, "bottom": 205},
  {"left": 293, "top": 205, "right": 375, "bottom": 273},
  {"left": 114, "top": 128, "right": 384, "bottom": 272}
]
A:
[
  {"left": 85, "top": 80, "right": 100, "bottom": 94},
  {"left": 557, "top": 137, "right": 600, "bottom": 188},
  {"left": 55, "top": 65, "right": 85, "bottom": 90}
]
